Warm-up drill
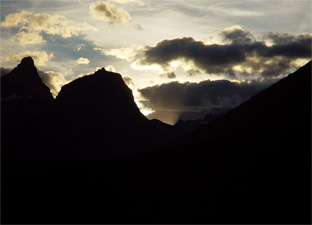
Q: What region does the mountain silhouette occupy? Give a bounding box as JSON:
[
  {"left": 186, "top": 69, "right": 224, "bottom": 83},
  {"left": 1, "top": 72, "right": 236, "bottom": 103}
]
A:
[
  {"left": 1, "top": 57, "right": 53, "bottom": 100},
  {"left": 1, "top": 58, "right": 311, "bottom": 224},
  {"left": 150, "top": 60, "right": 311, "bottom": 223},
  {"left": 2, "top": 57, "right": 181, "bottom": 169},
  {"left": 56, "top": 68, "right": 146, "bottom": 122},
  {"left": 2, "top": 57, "right": 182, "bottom": 223},
  {"left": 2, "top": 57, "right": 55, "bottom": 173},
  {"left": 52, "top": 67, "right": 181, "bottom": 163}
]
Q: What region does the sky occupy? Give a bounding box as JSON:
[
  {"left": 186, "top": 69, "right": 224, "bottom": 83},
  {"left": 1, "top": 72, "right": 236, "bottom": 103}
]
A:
[{"left": 1, "top": 0, "right": 311, "bottom": 124}]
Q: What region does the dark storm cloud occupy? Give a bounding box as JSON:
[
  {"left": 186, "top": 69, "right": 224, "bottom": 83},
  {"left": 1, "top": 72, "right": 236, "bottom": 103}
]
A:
[
  {"left": 139, "top": 79, "right": 276, "bottom": 110},
  {"left": 138, "top": 36, "right": 246, "bottom": 76},
  {"left": 134, "top": 26, "right": 311, "bottom": 78},
  {"left": 221, "top": 25, "right": 255, "bottom": 44},
  {"left": 266, "top": 32, "right": 310, "bottom": 45},
  {"left": 262, "top": 33, "right": 312, "bottom": 58},
  {"left": 138, "top": 78, "right": 278, "bottom": 123}
]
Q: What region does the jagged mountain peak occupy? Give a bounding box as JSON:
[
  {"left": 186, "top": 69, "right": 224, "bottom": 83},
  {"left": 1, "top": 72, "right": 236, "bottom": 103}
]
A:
[
  {"left": 19, "top": 56, "right": 35, "bottom": 68},
  {"left": 55, "top": 68, "right": 146, "bottom": 122},
  {"left": 1, "top": 57, "right": 53, "bottom": 100},
  {"left": 65, "top": 67, "right": 126, "bottom": 88}
]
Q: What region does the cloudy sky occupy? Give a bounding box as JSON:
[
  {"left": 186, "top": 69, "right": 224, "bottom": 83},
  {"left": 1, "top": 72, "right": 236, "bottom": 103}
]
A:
[{"left": 1, "top": 0, "right": 311, "bottom": 124}]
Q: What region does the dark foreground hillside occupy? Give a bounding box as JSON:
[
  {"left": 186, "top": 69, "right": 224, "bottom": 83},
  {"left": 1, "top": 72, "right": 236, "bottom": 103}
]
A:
[
  {"left": 1, "top": 59, "right": 311, "bottom": 224},
  {"left": 154, "top": 60, "right": 311, "bottom": 223}
]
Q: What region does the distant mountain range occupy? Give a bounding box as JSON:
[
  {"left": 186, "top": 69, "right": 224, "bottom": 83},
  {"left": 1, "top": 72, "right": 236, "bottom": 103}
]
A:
[
  {"left": 174, "top": 112, "right": 226, "bottom": 133},
  {"left": 1, "top": 57, "right": 311, "bottom": 224}
]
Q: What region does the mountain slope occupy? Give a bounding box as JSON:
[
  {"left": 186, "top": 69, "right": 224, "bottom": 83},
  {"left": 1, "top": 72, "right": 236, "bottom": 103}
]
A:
[
  {"left": 56, "top": 68, "right": 146, "bottom": 122},
  {"left": 191, "top": 60, "right": 311, "bottom": 140},
  {"left": 153, "top": 61, "right": 311, "bottom": 223},
  {"left": 52, "top": 68, "right": 181, "bottom": 162},
  {"left": 1, "top": 58, "right": 181, "bottom": 169},
  {"left": 1, "top": 57, "right": 53, "bottom": 100},
  {"left": 1, "top": 57, "right": 55, "bottom": 171}
]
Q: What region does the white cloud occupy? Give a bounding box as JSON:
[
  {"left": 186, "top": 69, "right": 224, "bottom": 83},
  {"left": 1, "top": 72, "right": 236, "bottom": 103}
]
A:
[
  {"left": 5, "top": 51, "right": 54, "bottom": 66},
  {"left": 38, "top": 70, "right": 69, "bottom": 98},
  {"left": 75, "top": 44, "right": 86, "bottom": 52},
  {"left": 94, "top": 44, "right": 145, "bottom": 61},
  {"left": 108, "top": 0, "right": 147, "bottom": 6},
  {"left": 131, "top": 59, "right": 162, "bottom": 71},
  {"left": 76, "top": 57, "right": 90, "bottom": 64},
  {"left": 1, "top": 10, "right": 97, "bottom": 44},
  {"left": 16, "top": 31, "right": 46, "bottom": 45},
  {"left": 223, "top": 25, "right": 243, "bottom": 33},
  {"left": 105, "top": 65, "right": 116, "bottom": 72},
  {"left": 89, "top": 1, "right": 143, "bottom": 29}
]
